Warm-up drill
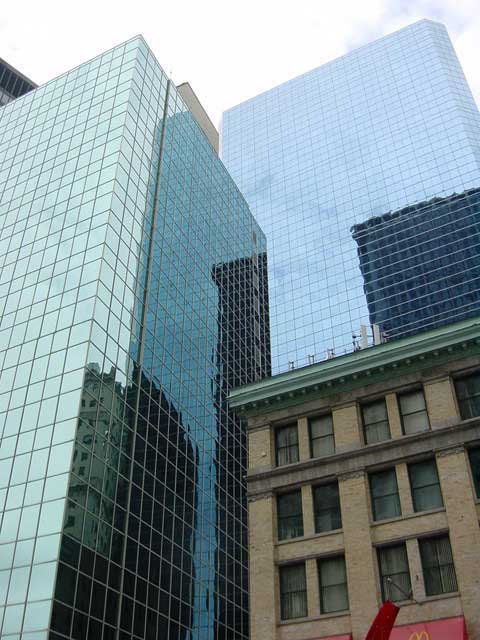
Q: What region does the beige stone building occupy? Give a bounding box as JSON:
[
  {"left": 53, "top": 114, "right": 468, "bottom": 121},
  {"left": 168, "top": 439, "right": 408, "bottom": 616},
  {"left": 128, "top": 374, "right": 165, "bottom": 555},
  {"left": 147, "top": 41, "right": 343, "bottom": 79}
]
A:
[{"left": 230, "top": 318, "right": 480, "bottom": 640}]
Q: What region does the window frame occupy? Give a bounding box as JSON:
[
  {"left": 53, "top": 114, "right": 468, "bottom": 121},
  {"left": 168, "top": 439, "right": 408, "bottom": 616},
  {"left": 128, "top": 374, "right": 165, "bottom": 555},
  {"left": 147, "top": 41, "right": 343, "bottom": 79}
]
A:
[
  {"left": 277, "top": 489, "right": 304, "bottom": 541},
  {"left": 369, "top": 467, "right": 401, "bottom": 521},
  {"left": 275, "top": 423, "right": 299, "bottom": 467},
  {"left": 377, "top": 543, "right": 412, "bottom": 603},
  {"left": 408, "top": 458, "right": 443, "bottom": 513},
  {"left": 362, "top": 398, "right": 391, "bottom": 444},
  {"left": 279, "top": 563, "right": 308, "bottom": 620},
  {"left": 318, "top": 555, "right": 349, "bottom": 614},
  {"left": 312, "top": 481, "right": 342, "bottom": 533},
  {"left": 419, "top": 535, "right": 458, "bottom": 596},
  {"left": 309, "top": 413, "right": 335, "bottom": 458},
  {"left": 454, "top": 371, "right": 480, "bottom": 420},
  {"left": 398, "top": 388, "right": 430, "bottom": 435},
  {"left": 468, "top": 447, "right": 480, "bottom": 499}
]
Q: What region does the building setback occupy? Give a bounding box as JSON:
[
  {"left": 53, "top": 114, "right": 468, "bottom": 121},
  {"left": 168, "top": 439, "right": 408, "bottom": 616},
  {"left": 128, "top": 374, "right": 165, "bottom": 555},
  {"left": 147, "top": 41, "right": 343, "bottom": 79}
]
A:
[
  {"left": 222, "top": 19, "right": 480, "bottom": 373},
  {"left": 0, "top": 58, "right": 36, "bottom": 106},
  {"left": 0, "top": 37, "right": 270, "bottom": 639},
  {"left": 351, "top": 187, "right": 480, "bottom": 340},
  {"left": 230, "top": 317, "right": 480, "bottom": 640}
]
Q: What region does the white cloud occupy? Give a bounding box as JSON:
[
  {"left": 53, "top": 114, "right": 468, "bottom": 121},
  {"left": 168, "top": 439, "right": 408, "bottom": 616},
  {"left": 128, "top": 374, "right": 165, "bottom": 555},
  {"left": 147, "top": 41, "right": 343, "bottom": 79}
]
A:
[{"left": 1, "top": 0, "right": 479, "bottom": 126}]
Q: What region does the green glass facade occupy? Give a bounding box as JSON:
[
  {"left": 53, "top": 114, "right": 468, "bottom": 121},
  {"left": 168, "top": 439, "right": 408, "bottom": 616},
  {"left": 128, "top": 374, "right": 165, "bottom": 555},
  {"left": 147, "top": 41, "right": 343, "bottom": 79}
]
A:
[{"left": 0, "top": 37, "right": 269, "bottom": 639}]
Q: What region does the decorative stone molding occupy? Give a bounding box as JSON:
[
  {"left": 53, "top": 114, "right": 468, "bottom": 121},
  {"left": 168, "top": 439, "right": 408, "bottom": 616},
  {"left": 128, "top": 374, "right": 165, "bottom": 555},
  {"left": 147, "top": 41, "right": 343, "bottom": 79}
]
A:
[
  {"left": 338, "top": 469, "right": 365, "bottom": 482},
  {"left": 248, "top": 490, "right": 274, "bottom": 503},
  {"left": 435, "top": 445, "right": 466, "bottom": 458}
]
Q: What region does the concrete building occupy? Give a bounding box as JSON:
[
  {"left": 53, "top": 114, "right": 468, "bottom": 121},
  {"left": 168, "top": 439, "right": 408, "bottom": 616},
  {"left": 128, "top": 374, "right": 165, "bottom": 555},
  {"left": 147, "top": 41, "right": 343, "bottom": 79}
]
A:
[{"left": 230, "top": 317, "right": 480, "bottom": 640}]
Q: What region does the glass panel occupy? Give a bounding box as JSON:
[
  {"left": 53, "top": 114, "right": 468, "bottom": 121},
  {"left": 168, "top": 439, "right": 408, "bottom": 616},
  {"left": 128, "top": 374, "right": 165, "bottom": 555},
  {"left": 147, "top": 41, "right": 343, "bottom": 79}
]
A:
[
  {"left": 363, "top": 400, "right": 390, "bottom": 444},
  {"left": 313, "top": 483, "right": 342, "bottom": 532},
  {"left": 310, "top": 415, "right": 335, "bottom": 457},
  {"left": 319, "top": 556, "right": 349, "bottom": 613},
  {"left": 275, "top": 425, "right": 299, "bottom": 466},
  {"left": 469, "top": 448, "right": 480, "bottom": 498},
  {"left": 455, "top": 373, "right": 480, "bottom": 419},
  {"left": 277, "top": 491, "right": 304, "bottom": 540},
  {"left": 370, "top": 469, "right": 401, "bottom": 521},
  {"left": 378, "top": 544, "right": 411, "bottom": 602},
  {"left": 420, "top": 536, "right": 458, "bottom": 595},
  {"left": 399, "top": 390, "right": 429, "bottom": 434},
  {"left": 409, "top": 460, "right": 443, "bottom": 512},
  {"left": 280, "top": 564, "right": 307, "bottom": 620}
]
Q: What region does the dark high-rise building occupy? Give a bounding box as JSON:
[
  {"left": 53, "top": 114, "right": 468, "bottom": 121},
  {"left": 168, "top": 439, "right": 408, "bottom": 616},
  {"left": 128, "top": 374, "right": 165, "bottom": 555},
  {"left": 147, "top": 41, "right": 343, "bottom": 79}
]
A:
[
  {"left": 0, "top": 37, "right": 269, "bottom": 640},
  {"left": 351, "top": 188, "right": 480, "bottom": 340},
  {"left": 0, "top": 58, "right": 36, "bottom": 105}
]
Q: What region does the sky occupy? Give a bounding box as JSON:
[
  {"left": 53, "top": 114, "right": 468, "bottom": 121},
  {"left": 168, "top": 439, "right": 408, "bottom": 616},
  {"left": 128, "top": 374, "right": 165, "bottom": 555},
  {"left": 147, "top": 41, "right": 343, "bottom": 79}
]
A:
[{"left": 1, "top": 0, "right": 479, "bottom": 127}]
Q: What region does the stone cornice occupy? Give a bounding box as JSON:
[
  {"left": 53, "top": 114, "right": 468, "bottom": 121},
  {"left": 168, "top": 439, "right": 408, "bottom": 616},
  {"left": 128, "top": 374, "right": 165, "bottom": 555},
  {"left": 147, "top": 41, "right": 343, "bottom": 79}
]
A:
[{"left": 230, "top": 318, "right": 480, "bottom": 415}]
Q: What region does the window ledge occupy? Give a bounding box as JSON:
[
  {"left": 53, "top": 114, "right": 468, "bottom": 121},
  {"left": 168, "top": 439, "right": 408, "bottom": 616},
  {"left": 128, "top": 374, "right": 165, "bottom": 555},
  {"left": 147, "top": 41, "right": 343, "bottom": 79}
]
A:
[
  {"left": 277, "top": 529, "right": 343, "bottom": 546},
  {"left": 278, "top": 610, "right": 350, "bottom": 626},
  {"left": 419, "top": 591, "right": 460, "bottom": 604},
  {"left": 371, "top": 507, "right": 446, "bottom": 527}
]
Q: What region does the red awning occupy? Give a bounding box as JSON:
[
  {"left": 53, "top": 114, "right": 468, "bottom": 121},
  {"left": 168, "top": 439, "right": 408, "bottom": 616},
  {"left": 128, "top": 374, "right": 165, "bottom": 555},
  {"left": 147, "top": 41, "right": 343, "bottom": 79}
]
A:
[{"left": 390, "top": 616, "right": 467, "bottom": 639}]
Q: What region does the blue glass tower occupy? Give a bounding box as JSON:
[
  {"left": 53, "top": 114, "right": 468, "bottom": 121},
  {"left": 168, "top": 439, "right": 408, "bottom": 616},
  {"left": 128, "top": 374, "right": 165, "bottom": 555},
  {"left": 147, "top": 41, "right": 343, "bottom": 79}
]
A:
[
  {"left": 0, "top": 37, "right": 269, "bottom": 639},
  {"left": 221, "top": 19, "right": 480, "bottom": 373}
]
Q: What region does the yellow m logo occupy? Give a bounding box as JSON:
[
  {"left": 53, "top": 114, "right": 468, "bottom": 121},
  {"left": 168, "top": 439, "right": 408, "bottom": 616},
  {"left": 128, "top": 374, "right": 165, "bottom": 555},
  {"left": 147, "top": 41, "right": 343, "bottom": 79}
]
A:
[{"left": 408, "top": 633, "right": 430, "bottom": 640}]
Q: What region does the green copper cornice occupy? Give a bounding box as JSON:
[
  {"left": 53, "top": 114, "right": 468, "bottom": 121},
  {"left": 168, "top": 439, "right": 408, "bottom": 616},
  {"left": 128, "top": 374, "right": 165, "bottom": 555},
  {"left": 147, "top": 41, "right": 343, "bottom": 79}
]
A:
[{"left": 229, "top": 318, "right": 480, "bottom": 415}]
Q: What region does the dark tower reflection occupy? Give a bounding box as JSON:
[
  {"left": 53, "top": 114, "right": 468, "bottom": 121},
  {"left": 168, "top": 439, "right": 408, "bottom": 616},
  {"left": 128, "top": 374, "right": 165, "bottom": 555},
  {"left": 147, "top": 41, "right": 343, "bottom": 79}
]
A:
[
  {"left": 212, "top": 251, "right": 271, "bottom": 639},
  {"left": 352, "top": 188, "right": 480, "bottom": 341}
]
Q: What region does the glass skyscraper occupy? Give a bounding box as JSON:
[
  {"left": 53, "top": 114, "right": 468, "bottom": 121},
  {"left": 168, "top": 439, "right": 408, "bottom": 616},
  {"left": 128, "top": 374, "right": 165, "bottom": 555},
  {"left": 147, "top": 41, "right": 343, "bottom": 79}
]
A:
[
  {"left": 0, "top": 37, "right": 269, "bottom": 640},
  {"left": 221, "top": 19, "right": 480, "bottom": 373}
]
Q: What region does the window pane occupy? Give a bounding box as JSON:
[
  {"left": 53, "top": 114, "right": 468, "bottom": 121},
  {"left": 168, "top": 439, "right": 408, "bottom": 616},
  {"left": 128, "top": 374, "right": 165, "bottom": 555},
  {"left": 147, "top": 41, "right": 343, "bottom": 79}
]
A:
[
  {"left": 319, "top": 556, "right": 349, "bottom": 613},
  {"left": 313, "top": 482, "right": 342, "bottom": 532},
  {"left": 310, "top": 415, "right": 335, "bottom": 457},
  {"left": 420, "top": 536, "right": 458, "bottom": 596},
  {"left": 455, "top": 373, "right": 480, "bottom": 419},
  {"left": 370, "top": 468, "right": 401, "bottom": 521},
  {"left": 276, "top": 425, "right": 299, "bottom": 466},
  {"left": 363, "top": 400, "right": 390, "bottom": 444},
  {"left": 278, "top": 491, "right": 304, "bottom": 541},
  {"left": 378, "top": 544, "right": 411, "bottom": 602},
  {"left": 399, "top": 390, "right": 429, "bottom": 434},
  {"left": 469, "top": 448, "right": 480, "bottom": 498},
  {"left": 409, "top": 460, "right": 443, "bottom": 512},
  {"left": 310, "top": 415, "right": 333, "bottom": 438},
  {"left": 280, "top": 564, "right": 307, "bottom": 620}
]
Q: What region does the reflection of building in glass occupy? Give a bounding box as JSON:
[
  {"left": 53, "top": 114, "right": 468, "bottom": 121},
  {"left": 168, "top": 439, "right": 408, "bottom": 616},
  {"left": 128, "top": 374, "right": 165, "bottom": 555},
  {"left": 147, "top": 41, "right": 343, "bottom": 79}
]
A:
[
  {"left": 0, "top": 37, "right": 269, "bottom": 640},
  {"left": 0, "top": 58, "right": 36, "bottom": 105},
  {"left": 212, "top": 253, "right": 270, "bottom": 635},
  {"left": 222, "top": 19, "right": 480, "bottom": 371},
  {"left": 351, "top": 189, "right": 480, "bottom": 340}
]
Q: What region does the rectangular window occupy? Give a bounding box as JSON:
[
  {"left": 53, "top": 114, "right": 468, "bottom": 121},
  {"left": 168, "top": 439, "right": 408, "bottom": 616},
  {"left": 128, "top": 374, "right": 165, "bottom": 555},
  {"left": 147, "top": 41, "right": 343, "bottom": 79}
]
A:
[
  {"left": 419, "top": 536, "right": 458, "bottom": 596},
  {"left": 362, "top": 400, "right": 390, "bottom": 444},
  {"left": 408, "top": 459, "right": 443, "bottom": 512},
  {"left": 318, "top": 556, "right": 349, "bottom": 613},
  {"left": 313, "top": 482, "right": 342, "bottom": 533},
  {"left": 378, "top": 544, "right": 412, "bottom": 602},
  {"left": 275, "top": 424, "right": 299, "bottom": 466},
  {"left": 468, "top": 448, "right": 480, "bottom": 499},
  {"left": 398, "top": 389, "right": 429, "bottom": 434},
  {"left": 370, "top": 468, "right": 401, "bottom": 521},
  {"left": 280, "top": 563, "right": 307, "bottom": 620},
  {"left": 277, "top": 490, "right": 304, "bottom": 541},
  {"left": 455, "top": 372, "right": 480, "bottom": 419},
  {"left": 310, "top": 414, "right": 335, "bottom": 458}
]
